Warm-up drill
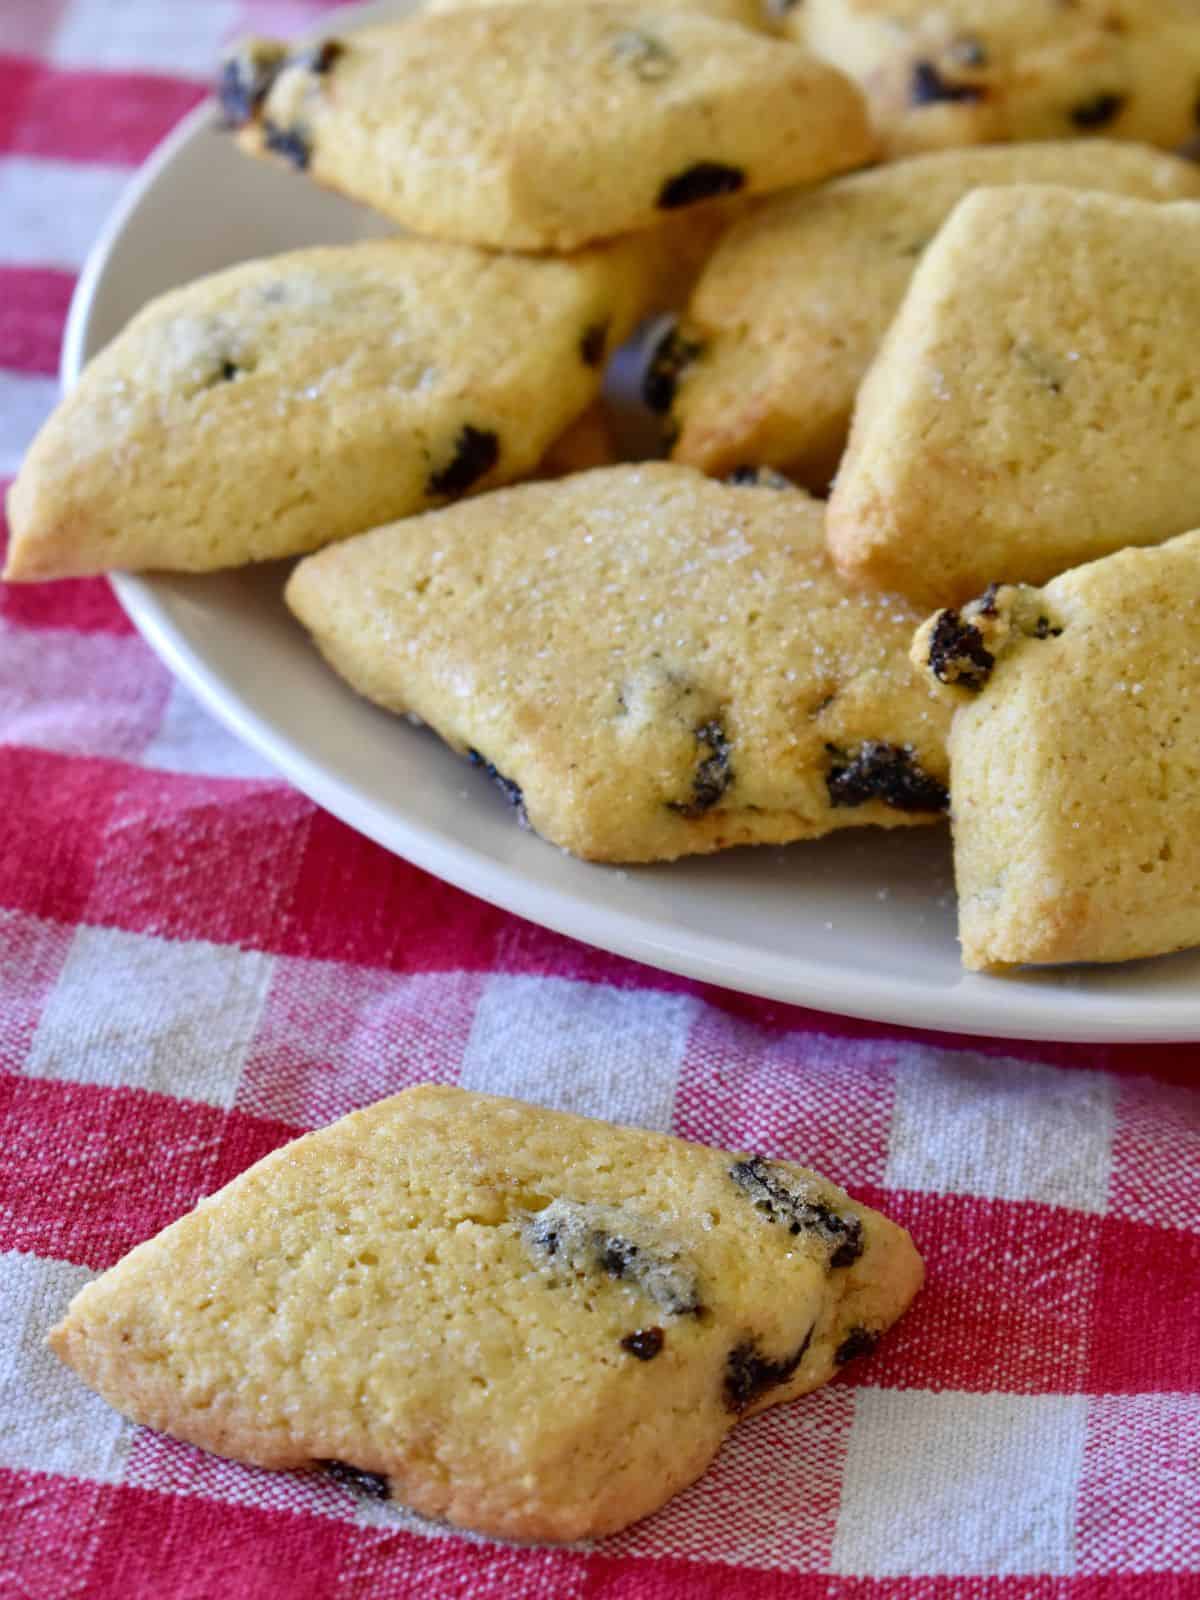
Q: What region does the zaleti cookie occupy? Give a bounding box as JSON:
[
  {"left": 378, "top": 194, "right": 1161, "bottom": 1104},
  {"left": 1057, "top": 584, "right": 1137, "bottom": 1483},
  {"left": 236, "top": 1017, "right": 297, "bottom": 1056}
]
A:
[
  {"left": 4, "top": 238, "right": 652, "bottom": 581},
  {"left": 285, "top": 464, "right": 952, "bottom": 863},
  {"left": 788, "top": 0, "right": 1200, "bottom": 158},
  {"left": 221, "top": 11, "right": 873, "bottom": 251},
  {"left": 910, "top": 532, "right": 1200, "bottom": 970},
  {"left": 664, "top": 142, "right": 1200, "bottom": 488},
  {"left": 49, "top": 1084, "right": 923, "bottom": 1542},
  {"left": 827, "top": 187, "right": 1200, "bottom": 608},
  {"left": 426, "top": 0, "right": 770, "bottom": 28}
]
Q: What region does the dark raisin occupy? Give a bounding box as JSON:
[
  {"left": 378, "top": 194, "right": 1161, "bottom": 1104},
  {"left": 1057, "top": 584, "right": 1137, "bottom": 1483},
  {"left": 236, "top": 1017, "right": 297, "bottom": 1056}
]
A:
[
  {"left": 909, "top": 60, "right": 985, "bottom": 106},
  {"left": 724, "top": 1326, "right": 813, "bottom": 1413},
  {"left": 220, "top": 360, "right": 239, "bottom": 382},
  {"left": 642, "top": 323, "right": 703, "bottom": 413},
  {"left": 835, "top": 1327, "right": 879, "bottom": 1366},
  {"left": 1070, "top": 92, "right": 1125, "bottom": 129},
  {"left": 467, "top": 748, "right": 526, "bottom": 819},
  {"left": 949, "top": 34, "right": 988, "bottom": 67},
  {"left": 262, "top": 120, "right": 311, "bottom": 169},
  {"left": 725, "top": 466, "right": 794, "bottom": 490},
  {"left": 730, "top": 1157, "right": 864, "bottom": 1268},
  {"left": 825, "top": 741, "right": 948, "bottom": 814},
  {"left": 580, "top": 321, "right": 609, "bottom": 368},
  {"left": 927, "top": 609, "right": 995, "bottom": 691},
  {"left": 657, "top": 162, "right": 746, "bottom": 210},
  {"left": 621, "top": 1327, "right": 665, "bottom": 1361},
  {"left": 319, "top": 1460, "right": 389, "bottom": 1499},
  {"left": 306, "top": 39, "right": 344, "bottom": 73},
  {"left": 523, "top": 1200, "right": 701, "bottom": 1316},
  {"left": 600, "top": 1238, "right": 638, "bottom": 1279},
  {"left": 428, "top": 425, "right": 500, "bottom": 497},
  {"left": 668, "top": 721, "right": 732, "bottom": 818},
  {"left": 216, "top": 43, "right": 286, "bottom": 126},
  {"left": 1034, "top": 615, "right": 1064, "bottom": 639}
]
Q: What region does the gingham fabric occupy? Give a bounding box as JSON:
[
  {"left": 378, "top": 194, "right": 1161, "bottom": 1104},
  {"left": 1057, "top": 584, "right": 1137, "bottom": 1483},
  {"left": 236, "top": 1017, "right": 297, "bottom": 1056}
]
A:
[{"left": 2, "top": 4, "right": 1199, "bottom": 1596}]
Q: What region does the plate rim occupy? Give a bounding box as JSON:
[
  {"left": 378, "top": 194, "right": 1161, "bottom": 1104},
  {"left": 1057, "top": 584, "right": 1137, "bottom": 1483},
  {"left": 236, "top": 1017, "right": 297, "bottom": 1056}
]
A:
[{"left": 59, "top": 53, "right": 1200, "bottom": 1044}]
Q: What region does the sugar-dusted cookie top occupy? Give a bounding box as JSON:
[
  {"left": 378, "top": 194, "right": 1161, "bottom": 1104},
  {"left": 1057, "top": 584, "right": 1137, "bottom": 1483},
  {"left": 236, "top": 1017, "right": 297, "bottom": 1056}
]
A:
[
  {"left": 286, "top": 463, "right": 953, "bottom": 862},
  {"left": 50, "top": 1085, "right": 923, "bottom": 1542},
  {"left": 910, "top": 530, "right": 1200, "bottom": 970},
  {"left": 4, "top": 236, "right": 654, "bottom": 581},
  {"left": 827, "top": 186, "right": 1200, "bottom": 607},
  {"left": 663, "top": 141, "right": 1200, "bottom": 488},
  {"left": 426, "top": 0, "right": 771, "bottom": 29},
  {"left": 221, "top": 10, "right": 874, "bottom": 250},
  {"left": 789, "top": 0, "right": 1200, "bottom": 157}
]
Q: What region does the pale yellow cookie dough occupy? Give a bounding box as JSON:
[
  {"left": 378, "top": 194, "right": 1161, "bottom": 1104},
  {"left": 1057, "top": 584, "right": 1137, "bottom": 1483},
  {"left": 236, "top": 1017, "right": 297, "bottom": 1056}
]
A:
[
  {"left": 286, "top": 463, "right": 954, "bottom": 863},
  {"left": 827, "top": 186, "right": 1200, "bottom": 607},
  {"left": 665, "top": 142, "right": 1200, "bottom": 488},
  {"left": 788, "top": 0, "right": 1200, "bottom": 158},
  {"left": 223, "top": 10, "right": 874, "bottom": 250},
  {"left": 426, "top": 0, "right": 771, "bottom": 30},
  {"left": 50, "top": 1085, "right": 923, "bottom": 1542},
  {"left": 4, "top": 237, "right": 654, "bottom": 581},
  {"left": 910, "top": 532, "right": 1200, "bottom": 970}
]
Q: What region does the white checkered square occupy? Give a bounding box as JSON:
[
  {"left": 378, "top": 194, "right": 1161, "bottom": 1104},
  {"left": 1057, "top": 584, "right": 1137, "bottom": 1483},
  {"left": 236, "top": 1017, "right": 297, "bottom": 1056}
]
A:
[
  {"left": 25, "top": 924, "right": 274, "bottom": 1108},
  {"left": 885, "top": 1048, "right": 1115, "bottom": 1214},
  {"left": 0, "top": 623, "right": 169, "bottom": 763},
  {"left": 831, "top": 1390, "right": 1088, "bottom": 1576},
  {"left": 0, "top": 157, "right": 130, "bottom": 271},
  {"left": 141, "top": 682, "right": 279, "bottom": 780},
  {"left": 0, "top": 909, "right": 74, "bottom": 1076},
  {"left": 459, "top": 976, "right": 695, "bottom": 1130},
  {"left": 0, "top": 1251, "right": 135, "bottom": 1482},
  {"left": 50, "top": 0, "right": 241, "bottom": 76}
]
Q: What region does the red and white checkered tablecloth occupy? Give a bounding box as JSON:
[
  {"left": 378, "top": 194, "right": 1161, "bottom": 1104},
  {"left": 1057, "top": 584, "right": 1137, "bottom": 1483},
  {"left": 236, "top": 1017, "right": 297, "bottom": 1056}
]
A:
[{"left": 2, "top": 3, "right": 1199, "bottom": 1595}]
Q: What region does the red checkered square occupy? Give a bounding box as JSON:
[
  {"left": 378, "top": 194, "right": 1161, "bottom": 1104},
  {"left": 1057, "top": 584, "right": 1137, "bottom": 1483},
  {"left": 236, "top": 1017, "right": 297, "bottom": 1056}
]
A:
[
  {"left": 1085, "top": 1217, "right": 1200, "bottom": 1394},
  {"left": 673, "top": 1007, "right": 896, "bottom": 1189},
  {"left": 239, "top": 961, "right": 480, "bottom": 1128},
  {"left": 612, "top": 1387, "right": 855, "bottom": 1572},
  {"left": 84, "top": 1482, "right": 355, "bottom": 1600},
  {"left": 0, "top": 747, "right": 127, "bottom": 924},
  {"left": 1109, "top": 1076, "right": 1200, "bottom": 1235},
  {"left": 1078, "top": 1395, "right": 1200, "bottom": 1573},
  {"left": 0, "top": 907, "right": 72, "bottom": 1075},
  {"left": 0, "top": 1468, "right": 115, "bottom": 1600},
  {"left": 86, "top": 768, "right": 312, "bottom": 949},
  {"left": 1, "top": 484, "right": 133, "bottom": 634},
  {"left": 868, "top": 1192, "right": 1102, "bottom": 1395},
  {"left": 333, "top": 1525, "right": 587, "bottom": 1600},
  {"left": 0, "top": 1075, "right": 226, "bottom": 1268}
]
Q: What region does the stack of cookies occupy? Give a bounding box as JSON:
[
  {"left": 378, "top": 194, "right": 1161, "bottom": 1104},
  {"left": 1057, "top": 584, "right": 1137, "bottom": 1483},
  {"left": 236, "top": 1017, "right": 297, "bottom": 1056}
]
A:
[{"left": 7, "top": 0, "right": 1200, "bottom": 973}]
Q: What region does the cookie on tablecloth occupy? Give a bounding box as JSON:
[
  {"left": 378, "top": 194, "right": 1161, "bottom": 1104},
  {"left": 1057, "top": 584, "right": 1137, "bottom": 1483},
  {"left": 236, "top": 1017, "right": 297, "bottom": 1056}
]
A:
[
  {"left": 661, "top": 141, "right": 1200, "bottom": 487},
  {"left": 910, "top": 531, "right": 1200, "bottom": 970},
  {"left": 788, "top": 0, "right": 1200, "bottom": 157},
  {"left": 4, "top": 237, "right": 654, "bottom": 580},
  {"left": 285, "top": 463, "right": 953, "bottom": 862},
  {"left": 826, "top": 187, "right": 1200, "bottom": 607},
  {"left": 49, "top": 1085, "right": 923, "bottom": 1541},
  {"left": 220, "top": 12, "right": 873, "bottom": 250}
]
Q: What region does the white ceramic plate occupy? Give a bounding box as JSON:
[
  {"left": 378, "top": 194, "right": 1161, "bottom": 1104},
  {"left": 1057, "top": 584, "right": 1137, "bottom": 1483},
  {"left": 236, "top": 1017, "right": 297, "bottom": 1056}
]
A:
[{"left": 60, "top": 2, "right": 1200, "bottom": 1040}]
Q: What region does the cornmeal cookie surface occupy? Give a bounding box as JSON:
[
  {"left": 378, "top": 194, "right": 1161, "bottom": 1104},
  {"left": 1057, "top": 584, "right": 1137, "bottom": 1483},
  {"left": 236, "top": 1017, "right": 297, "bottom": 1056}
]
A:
[
  {"left": 286, "top": 464, "right": 953, "bottom": 863},
  {"left": 221, "top": 11, "right": 873, "bottom": 250},
  {"left": 827, "top": 186, "right": 1200, "bottom": 607},
  {"left": 4, "top": 237, "right": 651, "bottom": 581},
  {"left": 426, "top": 0, "right": 770, "bottom": 29},
  {"left": 910, "top": 532, "right": 1200, "bottom": 971},
  {"left": 789, "top": 0, "right": 1200, "bottom": 157},
  {"left": 664, "top": 142, "right": 1200, "bottom": 487},
  {"left": 49, "top": 1085, "right": 923, "bottom": 1542}
]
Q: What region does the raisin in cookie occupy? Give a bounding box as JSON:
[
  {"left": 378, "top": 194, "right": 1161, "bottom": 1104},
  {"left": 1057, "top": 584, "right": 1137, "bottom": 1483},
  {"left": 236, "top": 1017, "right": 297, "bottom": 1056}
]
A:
[
  {"left": 827, "top": 187, "right": 1200, "bottom": 608},
  {"left": 788, "top": 0, "right": 1200, "bottom": 158},
  {"left": 4, "top": 237, "right": 654, "bottom": 581},
  {"left": 49, "top": 1085, "right": 922, "bottom": 1542},
  {"left": 221, "top": 11, "right": 873, "bottom": 251},
  {"left": 664, "top": 141, "right": 1200, "bottom": 488},
  {"left": 910, "top": 532, "right": 1200, "bottom": 970},
  {"left": 285, "top": 463, "right": 952, "bottom": 863}
]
